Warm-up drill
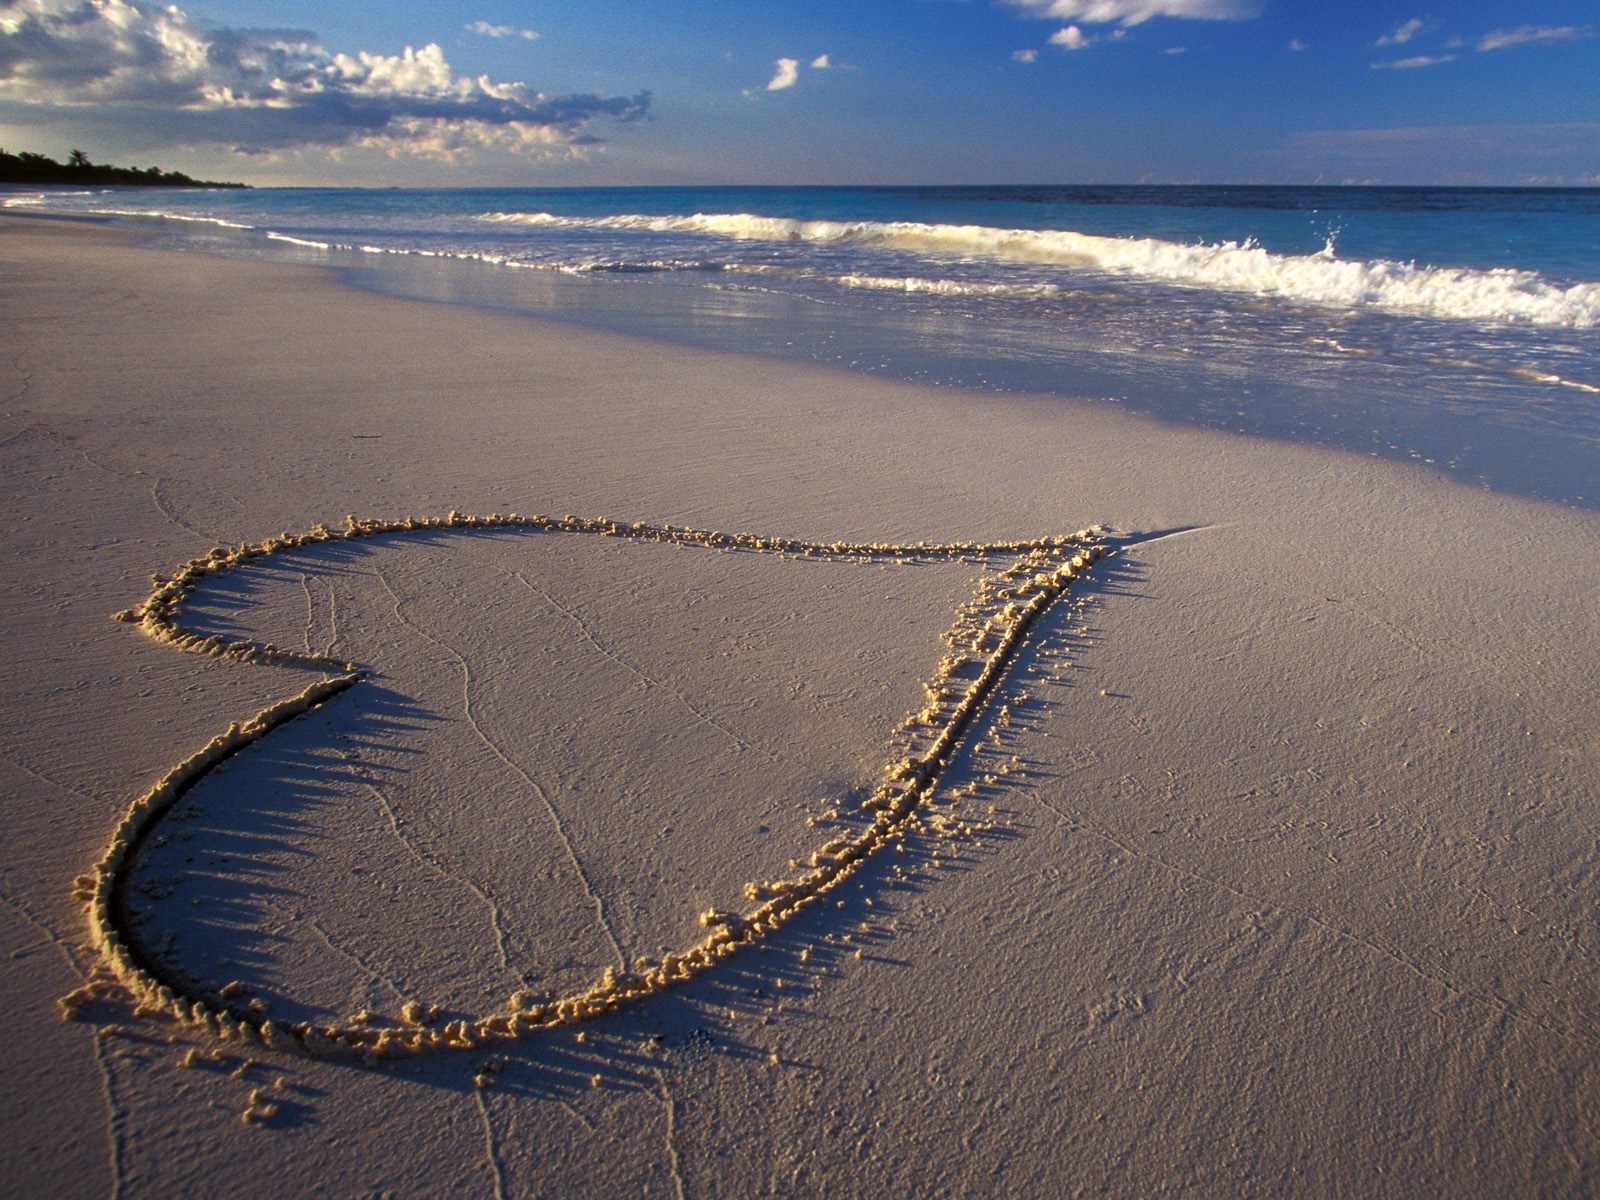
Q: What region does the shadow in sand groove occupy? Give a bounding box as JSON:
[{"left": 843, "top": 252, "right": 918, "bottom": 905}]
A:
[{"left": 70, "top": 510, "right": 1113, "bottom": 1064}]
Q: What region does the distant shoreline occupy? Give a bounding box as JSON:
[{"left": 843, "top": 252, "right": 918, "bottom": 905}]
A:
[{"left": 0, "top": 149, "right": 246, "bottom": 189}]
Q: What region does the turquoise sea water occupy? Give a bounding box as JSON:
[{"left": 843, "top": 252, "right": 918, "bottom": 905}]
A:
[{"left": 7, "top": 184, "right": 1598, "bottom": 506}]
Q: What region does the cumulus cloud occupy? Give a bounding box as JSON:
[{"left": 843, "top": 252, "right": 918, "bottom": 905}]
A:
[
  {"left": 0, "top": 0, "right": 646, "bottom": 159},
  {"left": 465, "top": 21, "right": 539, "bottom": 41},
  {"left": 757, "top": 54, "right": 833, "bottom": 92},
  {"left": 1045, "top": 24, "right": 1128, "bottom": 51},
  {"left": 1002, "top": 0, "right": 1260, "bottom": 28},
  {"left": 1376, "top": 18, "right": 1425, "bottom": 46},
  {"left": 1288, "top": 38, "right": 1306, "bottom": 51},
  {"left": 1477, "top": 24, "right": 1593, "bottom": 52},
  {"left": 765, "top": 57, "right": 800, "bottom": 90},
  {"left": 1372, "top": 53, "right": 1455, "bottom": 69}
]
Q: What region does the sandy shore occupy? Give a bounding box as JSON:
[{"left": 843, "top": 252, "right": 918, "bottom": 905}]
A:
[{"left": 3, "top": 212, "right": 1598, "bottom": 1197}]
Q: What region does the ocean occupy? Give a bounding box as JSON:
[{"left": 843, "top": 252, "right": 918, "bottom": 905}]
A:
[{"left": 7, "top": 183, "right": 1598, "bottom": 507}]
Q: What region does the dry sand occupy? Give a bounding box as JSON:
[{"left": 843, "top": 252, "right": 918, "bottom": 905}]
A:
[{"left": 2, "top": 212, "right": 1597, "bottom": 1197}]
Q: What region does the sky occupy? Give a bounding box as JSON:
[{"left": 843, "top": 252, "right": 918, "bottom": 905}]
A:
[{"left": 1, "top": 0, "right": 1596, "bottom": 186}]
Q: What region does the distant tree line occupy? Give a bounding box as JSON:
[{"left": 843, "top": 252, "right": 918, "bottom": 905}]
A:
[{"left": 0, "top": 148, "right": 247, "bottom": 188}]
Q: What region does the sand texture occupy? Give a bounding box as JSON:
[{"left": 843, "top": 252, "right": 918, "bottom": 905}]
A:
[{"left": 2, "top": 214, "right": 1598, "bottom": 1197}]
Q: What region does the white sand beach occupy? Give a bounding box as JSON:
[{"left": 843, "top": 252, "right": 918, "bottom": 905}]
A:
[{"left": 3, "top": 213, "right": 1598, "bottom": 1197}]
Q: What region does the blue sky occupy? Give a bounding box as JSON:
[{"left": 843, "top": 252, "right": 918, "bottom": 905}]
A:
[{"left": 1, "top": 0, "right": 1596, "bottom": 185}]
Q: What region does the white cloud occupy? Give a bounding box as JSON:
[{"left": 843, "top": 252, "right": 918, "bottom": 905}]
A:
[
  {"left": 765, "top": 57, "right": 800, "bottom": 90},
  {"left": 1477, "top": 25, "right": 1593, "bottom": 52},
  {"left": 1372, "top": 54, "right": 1456, "bottom": 70},
  {"left": 758, "top": 55, "right": 832, "bottom": 91},
  {"left": 333, "top": 44, "right": 456, "bottom": 96},
  {"left": 1002, "top": 0, "right": 1260, "bottom": 28},
  {"left": 1163, "top": 45, "right": 1187, "bottom": 54},
  {"left": 1376, "top": 18, "right": 1425, "bottom": 47},
  {"left": 1013, "top": 48, "right": 1039, "bottom": 62},
  {"left": 1047, "top": 24, "right": 1129, "bottom": 50},
  {"left": 1288, "top": 38, "right": 1306, "bottom": 51},
  {"left": 0, "top": 0, "right": 645, "bottom": 159},
  {"left": 465, "top": 21, "right": 539, "bottom": 41}
]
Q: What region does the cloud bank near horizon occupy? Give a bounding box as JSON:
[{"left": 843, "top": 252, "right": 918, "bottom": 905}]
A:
[{"left": 0, "top": 0, "right": 647, "bottom": 159}]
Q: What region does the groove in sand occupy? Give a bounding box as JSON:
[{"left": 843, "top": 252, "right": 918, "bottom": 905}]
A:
[{"left": 74, "top": 510, "right": 1109, "bottom": 1063}]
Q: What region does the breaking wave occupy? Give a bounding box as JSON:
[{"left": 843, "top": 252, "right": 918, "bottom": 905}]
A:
[
  {"left": 483, "top": 210, "right": 1600, "bottom": 328},
  {"left": 832, "top": 273, "right": 1067, "bottom": 300}
]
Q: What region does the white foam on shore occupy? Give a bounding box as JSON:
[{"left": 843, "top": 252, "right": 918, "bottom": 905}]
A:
[
  {"left": 265, "top": 231, "right": 335, "bottom": 249},
  {"left": 555, "top": 259, "right": 731, "bottom": 274},
  {"left": 76, "top": 206, "right": 256, "bottom": 231},
  {"left": 1509, "top": 366, "right": 1600, "bottom": 395},
  {"left": 1, "top": 193, "right": 257, "bottom": 234},
  {"left": 266, "top": 227, "right": 730, "bottom": 278},
  {"left": 834, "top": 273, "right": 1067, "bottom": 300},
  {"left": 483, "top": 210, "right": 1600, "bottom": 328}
]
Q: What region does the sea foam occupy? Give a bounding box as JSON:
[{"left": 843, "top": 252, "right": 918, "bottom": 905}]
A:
[{"left": 483, "top": 210, "right": 1600, "bottom": 328}]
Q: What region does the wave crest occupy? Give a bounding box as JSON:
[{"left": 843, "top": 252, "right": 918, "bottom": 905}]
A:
[{"left": 482, "top": 210, "right": 1600, "bottom": 327}]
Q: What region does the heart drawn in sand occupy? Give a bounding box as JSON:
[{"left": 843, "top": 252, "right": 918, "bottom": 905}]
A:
[{"left": 70, "top": 512, "right": 1108, "bottom": 1063}]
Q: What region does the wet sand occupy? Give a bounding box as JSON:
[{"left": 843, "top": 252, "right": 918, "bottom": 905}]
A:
[{"left": 3, "top": 212, "right": 1597, "bottom": 1197}]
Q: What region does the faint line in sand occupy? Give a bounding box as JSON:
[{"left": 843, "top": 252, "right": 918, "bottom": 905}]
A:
[
  {"left": 557, "top": 1095, "right": 596, "bottom": 1132},
  {"left": 356, "top": 775, "right": 513, "bottom": 974},
  {"left": 297, "top": 573, "right": 317, "bottom": 656},
  {"left": 473, "top": 1089, "right": 509, "bottom": 1200},
  {"left": 374, "top": 561, "right": 628, "bottom": 974},
  {"left": 323, "top": 581, "right": 341, "bottom": 659},
  {"left": 1028, "top": 790, "right": 1594, "bottom": 1049},
  {"left": 0, "top": 749, "right": 95, "bottom": 804},
  {"left": 504, "top": 562, "right": 789, "bottom": 769},
  {"left": 1, "top": 883, "right": 124, "bottom": 1198},
  {"left": 91, "top": 1030, "right": 127, "bottom": 1200},
  {"left": 656, "top": 1065, "right": 689, "bottom": 1200},
  {"left": 3, "top": 353, "right": 32, "bottom": 407},
  {"left": 306, "top": 915, "right": 409, "bottom": 1007},
  {"left": 149, "top": 477, "right": 208, "bottom": 540}
]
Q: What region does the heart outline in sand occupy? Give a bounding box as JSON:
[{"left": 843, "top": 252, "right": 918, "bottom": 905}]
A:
[{"left": 70, "top": 512, "right": 1107, "bottom": 1062}]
